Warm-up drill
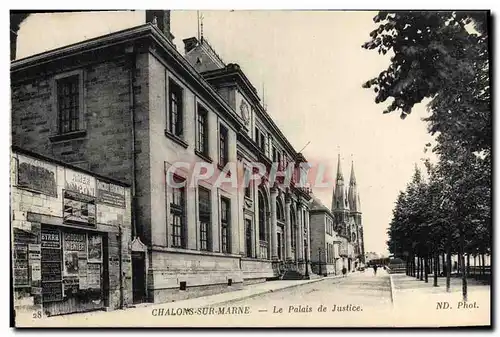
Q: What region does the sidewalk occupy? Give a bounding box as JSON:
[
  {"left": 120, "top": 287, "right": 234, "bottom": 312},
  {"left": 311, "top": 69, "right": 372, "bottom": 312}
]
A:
[
  {"left": 389, "top": 274, "right": 491, "bottom": 327},
  {"left": 16, "top": 274, "right": 341, "bottom": 327}
]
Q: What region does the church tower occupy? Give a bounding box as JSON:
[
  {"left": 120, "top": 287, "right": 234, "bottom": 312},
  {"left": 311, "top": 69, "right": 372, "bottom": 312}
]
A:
[
  {"left": 348, "top": 161, "right": 365, "bottom": 264},
  {"left": 332, "top": 154, "right": 349, "bottom": 237}
]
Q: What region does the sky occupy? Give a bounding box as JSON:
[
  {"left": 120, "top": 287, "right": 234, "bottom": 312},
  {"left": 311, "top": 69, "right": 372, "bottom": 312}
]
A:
[{"left": 16, "top": 10, "right": 437, "bottom": 256}]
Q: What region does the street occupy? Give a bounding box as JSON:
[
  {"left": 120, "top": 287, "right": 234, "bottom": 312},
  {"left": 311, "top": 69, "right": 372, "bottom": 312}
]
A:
[
  {"left": 228, "top": 270, "right": 392, "bottom": 312},
  {"left": 15, "top": 269, "right": 490, "bottom": 327}
]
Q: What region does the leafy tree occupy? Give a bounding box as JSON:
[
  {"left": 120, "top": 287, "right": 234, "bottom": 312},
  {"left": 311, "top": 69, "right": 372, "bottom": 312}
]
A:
[{"left": 362, "top": 11, "right": 491, "bottom": 157}]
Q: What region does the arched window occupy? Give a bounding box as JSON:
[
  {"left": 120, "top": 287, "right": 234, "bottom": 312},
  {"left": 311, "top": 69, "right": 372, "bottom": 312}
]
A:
[
  {"left": 258, "top": 191, "right": 266, "bottom": 241},
  {"left": 276, "top": 200, "right": 284, "bottom": 222}
]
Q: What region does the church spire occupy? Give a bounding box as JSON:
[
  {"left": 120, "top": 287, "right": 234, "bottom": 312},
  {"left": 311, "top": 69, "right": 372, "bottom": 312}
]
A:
[
  {"left": 349, "top": 160, "right": 356, "bottom": 185},
  {"left": 332, "top": 153, "right": 347, "bottom": 211},
  {"left": 348, "top": 160, "right": 361, "bottom": 212},
  {"left": 336, "top": 153, "right": 343, "bottom": 181}
]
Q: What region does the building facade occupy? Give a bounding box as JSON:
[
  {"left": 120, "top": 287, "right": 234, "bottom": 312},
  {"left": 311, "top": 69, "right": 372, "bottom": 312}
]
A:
[
  {"left": 10, "top": 147, "right": 133, "bottom": 317},
  {"left": 309, "top": 197, "right": 342, "bottom": 276},
  {"left": 11, "top": 12, "right": 312, "bottom": 305},
  {"left": 182, "top": 37, "right": 313, "bottom": 281}
]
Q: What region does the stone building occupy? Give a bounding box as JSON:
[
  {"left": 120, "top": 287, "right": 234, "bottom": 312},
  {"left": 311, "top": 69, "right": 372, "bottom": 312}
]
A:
[
  {"left": 10, "top": 147, "right": 133, "bottom": 317},
  {"left": 331, "top": 155, "right": 365, "bottom": 270},
  {"left": 309, "top": 196, "right": 342, "bottom": 276},
  {"left": 11, "top": 11, "right": 312, "bottom": 305},
  {"left": 182, "top": 36, "right": 313, "bottom": 281}
]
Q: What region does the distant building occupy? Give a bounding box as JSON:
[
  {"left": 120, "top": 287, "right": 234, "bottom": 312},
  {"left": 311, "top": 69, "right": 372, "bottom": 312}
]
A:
[
  {"left": 331, "top": 155, "right": 365, "bottom": 270},
  {"left": 309, "top": 196, "right": 342, "bottom": 275}
]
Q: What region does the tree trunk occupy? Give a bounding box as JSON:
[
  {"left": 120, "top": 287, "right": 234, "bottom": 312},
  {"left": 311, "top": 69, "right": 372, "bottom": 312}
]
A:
[
  {"left": 416, "top": 256, "right": 420, "bottom": 279},
  {"left": 424, "top": 256, "right": 429, "bottom": 283},
  {"left": 446, "top": 234, "right": 452, "bottom": 292},
  {"left": 466, "top": 254, "right": 470, "bottom": 278},
  {"left": 460, "top": 228, "right": 467, "bottom": 302},
  {"left": 472, "top": 254, "right": 475, "bottom": 279},
  {"left": 433, "top": 252, "right": 438, "bottom": 287},
  {"left": 442, "top": 253, "right": 446, "bottom": 277},
  {"left": 481, "top": 253, "right": 485, "bottom": 279},
  {"left": 420, "top": 257, "right": 424, "bottom": 281}
]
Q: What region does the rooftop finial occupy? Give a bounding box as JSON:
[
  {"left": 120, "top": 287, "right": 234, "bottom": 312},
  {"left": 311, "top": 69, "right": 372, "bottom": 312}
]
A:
[
  {"left": 200, "top": 12, "right": 204, "bottom": 41},
  {"left": 197, "top": 11, "right": 200, "bottom": 40}
]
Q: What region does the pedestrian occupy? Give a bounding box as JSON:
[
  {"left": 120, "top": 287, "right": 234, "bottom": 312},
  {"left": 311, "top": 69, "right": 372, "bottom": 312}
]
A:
[
  {"left": 373, "top": 264, "right": 378, "bottom": 276},
  {"left": 342, "top": 267, "right": 347, "bottom": 277}
]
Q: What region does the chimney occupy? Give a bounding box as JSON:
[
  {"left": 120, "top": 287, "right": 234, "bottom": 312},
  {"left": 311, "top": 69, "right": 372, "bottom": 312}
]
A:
[
  {"left": 182, "top": 37, "right": 199, "bottom": 54},
  {"left": 146, "top": 10, "right": 174, "bottom": 42},
  {"left": 10, "top": 12, "right": 31, "bottom": 61}
]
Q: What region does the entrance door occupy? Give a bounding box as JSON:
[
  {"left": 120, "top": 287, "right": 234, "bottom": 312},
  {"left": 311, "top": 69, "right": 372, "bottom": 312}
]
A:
[{"left": 132, "top": 251, "right": 145, "bottom": 304}]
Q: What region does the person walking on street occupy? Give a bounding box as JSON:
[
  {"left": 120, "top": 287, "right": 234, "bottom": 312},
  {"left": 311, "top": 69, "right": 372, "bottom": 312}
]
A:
[
  {"left": 373, "top": 264, "right": 378, "bottom": 276},
  {"left": 342, "top": 267, "right": 347, "bottom": 277}
]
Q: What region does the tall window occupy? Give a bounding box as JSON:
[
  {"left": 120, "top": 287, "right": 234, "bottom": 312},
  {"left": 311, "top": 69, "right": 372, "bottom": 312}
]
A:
[
  {"left": 258, "top": 192, "right": 266, "bottom": 241},
  {"left": 57, "top": 75, "right": 80, "bottom": 134},
  {"left": 199, "top": 187, "right": 211, "bottom": 251},
  {"left": 221, "top": 197, "right": 230, "bottom": 253},
  {"left": 291, "top": 211, "right": 296, "bottom": 251},
  {"left": 168, "top": 79, "right": 183, "bottom": 137},
  {"left": 272, "top": 146, "right": 277, "bottom": 163},
  {"left": 196, "top": 104, "right": 209, "bottom": 156},
  {"left": 170, "top": 176, "right": 186, "bottom": 248},
  {"left": 219, "top": 124, "right": 229, "bottom": 167}
]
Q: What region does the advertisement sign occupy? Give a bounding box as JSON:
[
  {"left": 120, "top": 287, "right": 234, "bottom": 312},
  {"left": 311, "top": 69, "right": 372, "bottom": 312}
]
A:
[
  {"left": 63, "top": 190, "right": 96, "bottom": 226},
  {"left": 41, "top": 228, "right": 61, "bottom": 249},
  {"left": 87, "top": 263, "right": 101, "bottom": 289},
  {"left": 63, "top": 232, "right": 87, "bottom": 252},
  {"left": 97, "top": 180, "right": 126, "bottom": 208},
  {"left": 17, "top": 155, "right": 57, "bottom": 197},
  {"left": 28, "top": 244, "right": 41, "bottom": 260},
  {"left": 78, "top": 252, "right": 88, "bottom": 290},
  {"left": 63, "top": 251, "right": 79, "bottom": 277},
  {"left": 87, "top": 235, "right": 102, "bottom": 263},
  {"left": 42, "top": 282, "right": 63, "bottom": 302},
  {"left": 65, "top": 169, "right": 96, "bottom": 197},
  {"left": 14, "top": 260, "right": 29, "bottom": 286},
  {"left": 31, "top": 261, "right": 41, "bottom": 282}
]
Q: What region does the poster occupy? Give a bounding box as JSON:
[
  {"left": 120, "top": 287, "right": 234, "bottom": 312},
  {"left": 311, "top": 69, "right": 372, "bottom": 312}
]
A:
[
  {"left": 97, "top": 180, "right": 126, "bottom": 208},
  {"left": 63, "top": 232, "right": 86, "bottom": 252},
  {"left": 41, "top": 228, "right": 61, "bottom": 248},
  {"left": 63, "top": 190, "right": 97, "bottom": 226},
  {"left": 14, "top": 244, "right": 29, "bottom": 287},
  {"left": 63, "top": 277, "right": 79, "bottom": 294},
  {"left": 65, "top": 169, "right": 96, "bottom": 197},
  {"left": 63, "top": 251, "right": 79, "bottom": 277},
  {"left": 87, "top": 263, "right": 101, "bottom": 289},
  {"left": 87, "top": 234, "right": 102, "bottom": 263},
  {"left": 17, "top": 154, "right": 57, "bottom": 197},
  {"left": 78, "top": 251, "right": 88, "bottom": 290},
  {"left": 28, "top": 244, "right": 41, "bottom": 260},
  {"left": 31, "top": 261, "right": 41, "bottom": 282},
  {"left": 14, "top": 260, "right": 29, "bottom": 286},
  {"left": 42, "top": 282, "right": 63, "bottom": 302}
]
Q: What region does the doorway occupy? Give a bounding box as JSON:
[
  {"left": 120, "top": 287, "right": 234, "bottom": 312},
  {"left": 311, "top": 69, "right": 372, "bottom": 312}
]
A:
[{"left": 131, "top": 251, "right": 145, "bottom": 304}]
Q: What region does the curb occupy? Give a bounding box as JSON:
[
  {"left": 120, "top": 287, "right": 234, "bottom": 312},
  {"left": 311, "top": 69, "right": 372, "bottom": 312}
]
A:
[{"left": 200, "top": 275, "right": 343, "bottom": 308}]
